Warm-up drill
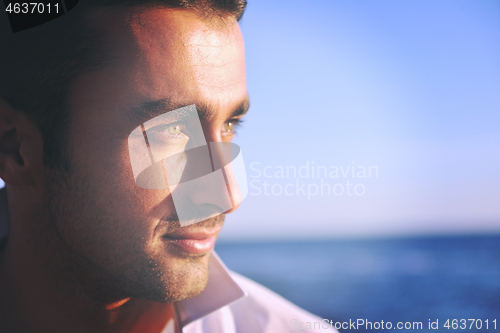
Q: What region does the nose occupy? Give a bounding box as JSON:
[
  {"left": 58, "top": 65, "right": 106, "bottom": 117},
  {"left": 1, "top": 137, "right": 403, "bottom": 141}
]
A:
[
  {"left": 163, "top": 141, "right": 247, "bottom": 227},
  {"left": 207, "top": 141, "right": 246, "bottom": 214}
]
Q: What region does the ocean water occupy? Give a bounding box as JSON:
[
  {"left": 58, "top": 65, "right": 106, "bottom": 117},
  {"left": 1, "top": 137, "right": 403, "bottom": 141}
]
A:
[{"left": 215, "top": 235, "right": 500, "bottom": 332}]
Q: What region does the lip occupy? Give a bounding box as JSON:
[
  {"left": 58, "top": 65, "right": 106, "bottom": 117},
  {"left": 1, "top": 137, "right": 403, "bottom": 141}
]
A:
[{"left": 162, "top": 226, "right": 221, "bottom": 254}]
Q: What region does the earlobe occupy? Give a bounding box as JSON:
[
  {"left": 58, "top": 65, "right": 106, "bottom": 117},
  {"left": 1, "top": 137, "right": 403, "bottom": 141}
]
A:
[{"left": 0, "top": 99, "right": 42, "bottom": 187}]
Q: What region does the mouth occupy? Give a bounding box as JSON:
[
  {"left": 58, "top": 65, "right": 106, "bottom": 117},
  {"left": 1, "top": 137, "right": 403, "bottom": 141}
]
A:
[{"left": 162, "top": 225, "right": 222, "bottom": 255}]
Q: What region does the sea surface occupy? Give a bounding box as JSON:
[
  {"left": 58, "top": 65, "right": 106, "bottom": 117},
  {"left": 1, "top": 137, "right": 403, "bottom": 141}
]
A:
[{"left": 215, "top": 235, "right": 500, "bottom": 332}]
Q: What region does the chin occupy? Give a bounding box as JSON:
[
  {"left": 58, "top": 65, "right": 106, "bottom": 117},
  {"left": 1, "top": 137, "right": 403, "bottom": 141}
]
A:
[
  {"left": 126, "top": 253, "right": 211, "bottom": 303},
  {"left": 152, "top": 271, "right": 209, "bottom": 303}
]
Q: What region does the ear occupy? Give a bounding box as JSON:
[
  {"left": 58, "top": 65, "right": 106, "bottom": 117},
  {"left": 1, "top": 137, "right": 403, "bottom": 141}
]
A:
[{"left": 0, "top": 99, "right": 43, "bottom": 187}]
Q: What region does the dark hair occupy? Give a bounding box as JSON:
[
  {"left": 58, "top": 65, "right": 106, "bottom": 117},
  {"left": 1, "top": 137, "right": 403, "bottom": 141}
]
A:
[{"left": 0, "top": 0, "right": 247, "bottom": 171}]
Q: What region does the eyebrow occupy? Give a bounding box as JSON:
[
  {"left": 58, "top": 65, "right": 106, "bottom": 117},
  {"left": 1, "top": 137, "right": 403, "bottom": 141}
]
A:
[{"left": 126, "top": 97, "right": 250, "bottom": 124}]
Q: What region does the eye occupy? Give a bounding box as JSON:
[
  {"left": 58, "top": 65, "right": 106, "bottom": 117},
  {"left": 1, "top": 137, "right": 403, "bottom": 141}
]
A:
[
  {"left": 223, "top": 121, "right": 234, "bottom": 132},
  {"left": 167, "top": 123, "right": 182, "bottom": 135},
  {"left": 221, "top": 119, "right": 243, "bottom": 135},
  {"left": 144, "top": 121, "right": 189, "bottom": 143}
]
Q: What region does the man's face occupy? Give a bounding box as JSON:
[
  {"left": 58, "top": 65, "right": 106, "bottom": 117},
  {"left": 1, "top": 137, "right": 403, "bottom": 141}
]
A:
[{"left": 43, "top": 8, "right": 247, "bottom": 302}]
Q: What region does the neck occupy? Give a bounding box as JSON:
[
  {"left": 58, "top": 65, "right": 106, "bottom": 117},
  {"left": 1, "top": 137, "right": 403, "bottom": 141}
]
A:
[{"left": 0, "top": 187, "right": 177, "bottom": 333}]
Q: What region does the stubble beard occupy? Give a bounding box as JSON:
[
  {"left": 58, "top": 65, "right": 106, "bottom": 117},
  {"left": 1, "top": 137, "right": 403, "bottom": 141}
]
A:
[{"left": 41, "top": 165, "right": 213, "bottom": 304}]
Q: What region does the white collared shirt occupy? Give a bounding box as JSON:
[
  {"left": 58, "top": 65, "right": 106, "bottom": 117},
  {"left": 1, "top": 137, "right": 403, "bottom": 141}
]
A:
[{"left": 176, "top": 252, "right": 337, "bottom": 332}]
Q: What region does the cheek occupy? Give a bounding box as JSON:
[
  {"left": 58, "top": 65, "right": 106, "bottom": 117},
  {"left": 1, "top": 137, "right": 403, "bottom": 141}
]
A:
[
  {"left": 95, "top": 151, "right": 175, "bottom": 234},
  {"left": 56, "top": 144, "right": 175, "bottom": 260},
  {"left": 109, "top": 144, "right": 176, "bottom": 219}
]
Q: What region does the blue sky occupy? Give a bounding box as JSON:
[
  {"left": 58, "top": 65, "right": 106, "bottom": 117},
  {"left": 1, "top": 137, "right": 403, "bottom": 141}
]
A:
[
  {"left": 1, "top": 0, "right": 499, "bottom": 240},
  {"left": 220, "top": 0, "right": 500, "bottom": 239}
]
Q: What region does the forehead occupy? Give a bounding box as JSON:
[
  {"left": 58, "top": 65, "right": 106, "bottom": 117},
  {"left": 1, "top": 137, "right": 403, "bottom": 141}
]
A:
[{"left": 89, "top": 7, "right": 247, "bottom": 107}]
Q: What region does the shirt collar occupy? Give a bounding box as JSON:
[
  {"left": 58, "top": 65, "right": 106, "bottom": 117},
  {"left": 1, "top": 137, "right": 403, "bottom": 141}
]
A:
[
  {"left": 0, "top": 187, "right": 246, "bottom": 328},
  {"left": 175, "top": 251, "right": 246, "bottom": 328}
]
